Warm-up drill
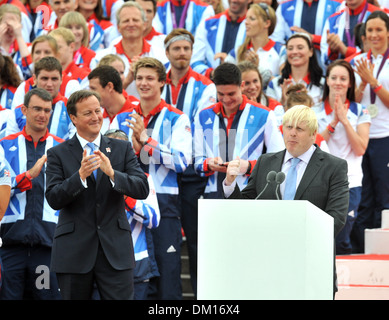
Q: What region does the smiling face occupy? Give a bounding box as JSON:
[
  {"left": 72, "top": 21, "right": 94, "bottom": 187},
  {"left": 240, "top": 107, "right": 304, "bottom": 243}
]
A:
[
  {"left": 326, "top": 65, "right": 351, "bottom": 99},
  {"left": 66, "top": 24, "right": 84, "bottom": 47},
  {"left": 366, "top": 17, "right": 389, "bottom": 55},
  {"left": 135, "top": 67, "right": 165, "bottom": 100},
  {"left": 241, "top": 70, "right": 262, "bottom": 101},
  {"left": 77, "top": 0, "right": 98, "bottom": 12},
  {"left": 216, "top": 83, "right": 244, "bottom": 117},
  {"left": 117, "top": 6, "right": 145, "bottom": 40},
  {"left": 245, "top": 7, "right": 268, "bottom": 37},
  {"left": 286, "top": 36, "right": 313, "bottom": 68},
  {"left": 22, "top": 94, "right": 52, "bottom": 135},
  {"left": 51, "top": 0, "right": 78, "bottom": 21},
  {"left": 70, "top": 94, "right": 103, "bottom": 140}
]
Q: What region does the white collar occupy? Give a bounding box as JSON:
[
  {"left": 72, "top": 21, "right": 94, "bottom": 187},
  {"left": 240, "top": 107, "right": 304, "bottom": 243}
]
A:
[
  {"left": 76, "top": 133, "right": 101, "bottom": 149},
  {"left": 283, "top": 144, "right": 316, "bottom": 165}
]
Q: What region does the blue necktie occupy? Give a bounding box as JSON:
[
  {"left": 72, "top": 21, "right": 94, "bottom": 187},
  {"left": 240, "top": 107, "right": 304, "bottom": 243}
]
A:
[
  {"left": 283, "top": 158, "right": 301, "bottom": 200},
  {"left": 87, "top": 142, "right": 97, "bottom": 179}
]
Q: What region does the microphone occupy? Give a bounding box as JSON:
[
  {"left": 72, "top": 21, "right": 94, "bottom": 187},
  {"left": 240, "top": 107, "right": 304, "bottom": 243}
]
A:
[
  {"left": 255, "top": 171, "right": 277, "bottom": 200},
  {"left": 274, "top": 172, "right": 286, "bottom": 200}
]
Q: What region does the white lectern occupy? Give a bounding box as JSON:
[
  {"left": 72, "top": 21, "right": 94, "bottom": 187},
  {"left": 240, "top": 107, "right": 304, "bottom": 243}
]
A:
[{"left": 197, "top": 199, "right": 334, "bottom": 300}]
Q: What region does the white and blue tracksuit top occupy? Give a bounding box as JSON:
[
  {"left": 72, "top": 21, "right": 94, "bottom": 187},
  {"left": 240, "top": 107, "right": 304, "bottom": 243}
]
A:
[
  {"left": 0, "top": 129, "right": 63, "bottom": 247},
  {"left": 194, "top": 95, "right": 285, "bottom": 198},
  {"left": 134, "top": 100, "right": 192, "bottom": 218},
  {"left": 153, "top": 0, "right": 215, "bottom": 36},
  {"left": 190, "top": 10, "right": 247, "bottom": 75},
  {"left": 6, "top": 95, "right": 75, "bottom": 141}
]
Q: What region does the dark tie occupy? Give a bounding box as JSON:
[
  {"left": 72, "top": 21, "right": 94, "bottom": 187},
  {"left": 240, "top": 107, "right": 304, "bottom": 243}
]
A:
[
  {"left": 87, "top": 142, "right": 97, "bottom": 179},
  {"left": 284, "top": 158, "right": 301, "bottom": 200}
]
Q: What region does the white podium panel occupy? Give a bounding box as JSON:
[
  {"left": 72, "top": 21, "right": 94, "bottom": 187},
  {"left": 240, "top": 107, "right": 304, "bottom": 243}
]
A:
[{"left": 198, "top": 199, "right": 334, "bottom": 300}]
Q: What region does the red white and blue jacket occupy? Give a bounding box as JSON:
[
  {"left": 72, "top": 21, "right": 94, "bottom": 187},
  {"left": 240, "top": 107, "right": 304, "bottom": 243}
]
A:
[
  {"left": 125, "top": 174, "right": 160, "bottom": 282},
  {"left": 190, "top": 10, "right": 246, "bottom": 77},
  {"left": 320, "top": 0, "right": 382, "bottom": 66},
  {"left": 100, "top": 95, "right": 140, "bottom": 135},
  {"left": 226, "top": 39, "right": 285, "bottom": 78},
  {"left": 0, "top": 84, "right": 18, "bottom": 110},
  {"left": 271, "top": 0, "right": 341, "bottom": 47},
  {"left": 162, "top": 67, "right": 216, "bottom": 126},
  {"left": 101, "top": 0, "right": 124, "bottom": 26},
  {"left": 85, "top": 13, "right": 121, "bottom": 49},
  {"left": 0, "top": 128, "right": 64, "bottom": 247},
  {"left": 153, "top": 0, "right": 215, "bottom": 36},
  {"left": 23, "top": 1, "right": 52, "bottom": 42},
  {"left": 6, "top": 94, "right": 75, "bottom": 140},
  {"left": 0, "top": 106, "right": 12, "bottom": 139},
  {"left": 63, "top": 61, "right": 90, "bottom": 89},
  {"left": 193, "top": 95, "right": 284, "bottom": 198},
  {"left": 133, "top": 100, "right": 192, "bottom": 218},
  {"left": 73, "top": 46, "right": 96, "bottom": 69}
]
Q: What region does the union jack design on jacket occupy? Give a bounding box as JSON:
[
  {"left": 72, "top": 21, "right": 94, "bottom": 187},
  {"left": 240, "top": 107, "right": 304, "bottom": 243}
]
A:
[
  {"left": 270, "top": 0, "right": 341, "bottom": 47},
  {"left": 194, "top": 95, "right": 284, "bottom": 198},
  {"left": 153, "top": 0, "right": 215, "bottom": 36},
  {"left": 191, "top": 10, "right": 247, "bottom": 77},
  {"left": 0, "top": 84, "right": 17, "bottom": 110},
  {"left": 125, "top": 174, "right": 160, "bottom": 282},
  {"left": 320, "top": 0, "right": 382, "bottom": 66},
  {"left": 0, "top": 129, "right": 64, "bottom": 247},
  {"left": 6, "top": 94, "right": 75, "bottom": 140},
  {"left": 133, "top": 100, "right": 192, "bottom": 218},
  {"left": 162, "top": 67, "right": 216, "bottom": 128}
]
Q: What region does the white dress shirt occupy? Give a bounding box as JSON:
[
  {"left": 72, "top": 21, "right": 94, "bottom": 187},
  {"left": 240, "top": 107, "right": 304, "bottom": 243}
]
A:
[
  {"left": 76, "top": 133, "right": 101, "bottom": 187},
  {"left": 223, "top": 145, "right": 317, "bottom": 198}
]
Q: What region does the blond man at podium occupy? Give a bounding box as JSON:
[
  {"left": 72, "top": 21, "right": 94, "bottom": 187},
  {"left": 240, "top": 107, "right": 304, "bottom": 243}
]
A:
[{"left": 223, "top": 105, "right": 349, "bottom": 296}]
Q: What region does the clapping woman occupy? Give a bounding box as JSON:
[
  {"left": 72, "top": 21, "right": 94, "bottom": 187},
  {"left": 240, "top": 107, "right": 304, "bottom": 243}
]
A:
[
  {"left": 350, "top": 10, "right": 389, "bottom": 253},
  {"left": 314, "top": 59, "right": 370, "bottom": 254}
]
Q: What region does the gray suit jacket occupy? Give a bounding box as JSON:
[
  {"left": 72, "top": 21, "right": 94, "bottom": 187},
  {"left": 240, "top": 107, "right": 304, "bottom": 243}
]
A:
[
  {"left": 229, "top": 147, "right": 349, "bottom": 236},
  {"left": 45, "top": 135, "right": 149, "bottom": 273}
]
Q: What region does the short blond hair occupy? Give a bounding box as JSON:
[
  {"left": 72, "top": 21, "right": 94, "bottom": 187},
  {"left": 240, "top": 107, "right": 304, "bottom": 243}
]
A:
[
  {"left": 282, "top": 105, "right": 318, "bottom": 135},
  {"left": 98, "top": 54, "right": 125, "bottom": 68},
  {"left": 116, "top": 1, "right": 146, "bottom": 25},
  {"left": 49, "top": 27, "right": 75, "bottom": 45},
  {"left": 0, "top": 4, "right": 21, "bottom": 22}
]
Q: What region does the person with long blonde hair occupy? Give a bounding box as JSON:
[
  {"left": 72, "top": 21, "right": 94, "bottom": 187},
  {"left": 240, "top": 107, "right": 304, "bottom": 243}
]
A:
[{"left": 226, "top": 2, "right": 284, "bottom": 86}]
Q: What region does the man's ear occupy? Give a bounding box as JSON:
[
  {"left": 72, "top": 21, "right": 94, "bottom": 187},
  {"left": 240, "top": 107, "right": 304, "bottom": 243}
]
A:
[
  {"left": 21, "top": 104, "right": 28, "bottom": 116},
  {"left": 107, "top": 81, "right": 114, "bottom": 92}
]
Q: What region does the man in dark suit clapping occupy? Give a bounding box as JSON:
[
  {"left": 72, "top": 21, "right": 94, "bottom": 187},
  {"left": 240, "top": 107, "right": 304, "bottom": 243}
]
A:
[{"left": 45, "top": 90, "right": 149, "bottom": 300}]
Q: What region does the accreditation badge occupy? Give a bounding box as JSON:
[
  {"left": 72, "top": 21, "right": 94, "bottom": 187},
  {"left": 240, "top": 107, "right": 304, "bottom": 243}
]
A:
[{"left": 368, "top": 104, "right": 378, "bottom": 118}]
